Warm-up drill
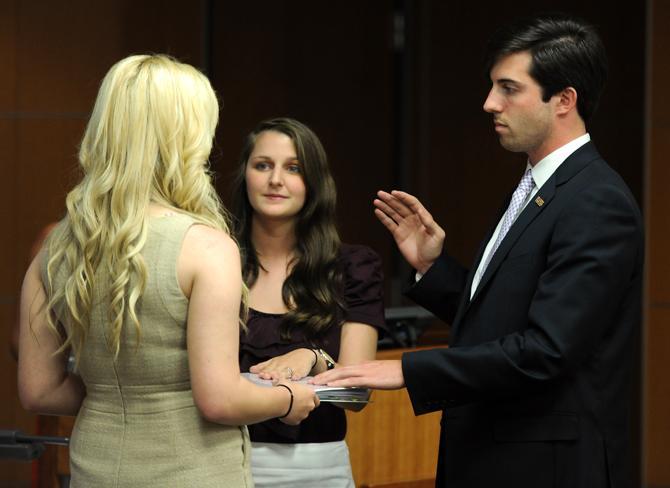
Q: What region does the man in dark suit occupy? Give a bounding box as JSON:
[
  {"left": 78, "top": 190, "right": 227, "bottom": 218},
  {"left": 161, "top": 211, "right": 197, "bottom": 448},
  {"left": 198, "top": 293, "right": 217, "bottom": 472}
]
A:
[{"left": 313, "top": 13, "right": 643, "bottom": 488}]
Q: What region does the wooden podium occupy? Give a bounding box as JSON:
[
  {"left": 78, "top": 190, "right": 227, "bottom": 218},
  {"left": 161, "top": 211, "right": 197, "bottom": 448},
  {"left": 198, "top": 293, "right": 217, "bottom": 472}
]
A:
[{"left": 37, "top": 347, "right": 441, "bottom": 488}]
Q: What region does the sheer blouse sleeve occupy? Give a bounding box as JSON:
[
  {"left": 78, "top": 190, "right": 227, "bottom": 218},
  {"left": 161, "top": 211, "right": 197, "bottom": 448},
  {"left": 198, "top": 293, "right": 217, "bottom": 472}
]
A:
[{"left": 339, "top": 244, "right": 387, "bottom": 331}]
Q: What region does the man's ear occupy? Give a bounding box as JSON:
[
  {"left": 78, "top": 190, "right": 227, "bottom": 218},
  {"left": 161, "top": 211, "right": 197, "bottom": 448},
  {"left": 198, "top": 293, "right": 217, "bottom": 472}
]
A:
[{"left": 555, "top": 87, "right": 578, "bottom": 115}]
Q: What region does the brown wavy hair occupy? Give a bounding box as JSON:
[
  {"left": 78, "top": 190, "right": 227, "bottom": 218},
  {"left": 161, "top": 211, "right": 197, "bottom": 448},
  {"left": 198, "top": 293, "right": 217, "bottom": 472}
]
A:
[{"left": 231, "top": 118, "right": 344, "bottom": 340}]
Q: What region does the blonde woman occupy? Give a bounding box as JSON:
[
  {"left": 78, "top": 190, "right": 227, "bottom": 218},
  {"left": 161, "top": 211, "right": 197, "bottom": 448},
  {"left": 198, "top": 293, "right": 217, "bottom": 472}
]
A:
[{"left": 17, "top": 55, "right": 318, "bottom": 487}]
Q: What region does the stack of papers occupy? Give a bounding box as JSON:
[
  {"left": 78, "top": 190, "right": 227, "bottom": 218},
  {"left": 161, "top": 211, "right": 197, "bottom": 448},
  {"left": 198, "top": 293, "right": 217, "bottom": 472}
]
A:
[{"left": 241, "top": 372, "right": 370, "bottom": 404}]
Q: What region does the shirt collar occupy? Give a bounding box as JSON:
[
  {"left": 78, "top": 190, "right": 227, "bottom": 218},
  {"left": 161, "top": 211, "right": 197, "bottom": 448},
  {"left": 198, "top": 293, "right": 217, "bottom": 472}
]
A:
[{"left": 527, "top": 133, "right": 591, "bottom": 189}]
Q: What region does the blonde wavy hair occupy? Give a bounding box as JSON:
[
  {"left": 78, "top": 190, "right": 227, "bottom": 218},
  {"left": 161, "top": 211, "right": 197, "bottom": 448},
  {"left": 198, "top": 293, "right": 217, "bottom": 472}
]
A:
[{"left": 44, "top": 54, "right": 238, "bottom": 364}]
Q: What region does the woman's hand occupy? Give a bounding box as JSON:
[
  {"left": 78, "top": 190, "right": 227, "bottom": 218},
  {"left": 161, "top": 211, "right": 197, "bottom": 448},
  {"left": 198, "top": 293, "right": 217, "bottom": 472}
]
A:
[
  {"left": 250, "top": 348, "right": 317, "bottom": 380},
  {"left": 275, "top": 381, "right": 320, "bottom": 425}
]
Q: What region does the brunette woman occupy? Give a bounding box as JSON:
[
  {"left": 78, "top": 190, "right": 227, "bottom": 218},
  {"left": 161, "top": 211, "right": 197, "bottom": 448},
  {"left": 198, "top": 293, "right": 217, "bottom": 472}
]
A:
[{"left": 231, "top": 118, "right": 386, "bottom": 487}]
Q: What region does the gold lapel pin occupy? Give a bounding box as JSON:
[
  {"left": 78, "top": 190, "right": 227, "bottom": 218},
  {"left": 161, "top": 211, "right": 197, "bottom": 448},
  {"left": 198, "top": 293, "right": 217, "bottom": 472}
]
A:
[{"left": 535, "top": 196, "right": 545, "bottom": 207}]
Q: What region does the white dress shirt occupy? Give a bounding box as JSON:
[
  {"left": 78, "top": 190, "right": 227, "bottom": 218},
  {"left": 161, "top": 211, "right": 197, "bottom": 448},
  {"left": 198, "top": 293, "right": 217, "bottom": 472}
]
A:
[{"left": 467, "top": 133, "right": 591, "bottom": 298}]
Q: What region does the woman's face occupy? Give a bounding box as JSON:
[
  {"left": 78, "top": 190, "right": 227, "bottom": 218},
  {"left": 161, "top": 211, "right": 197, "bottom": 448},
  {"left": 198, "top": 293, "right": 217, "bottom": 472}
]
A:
[{"left": 245, "top": 130, "right": 307, "bottom": 222}]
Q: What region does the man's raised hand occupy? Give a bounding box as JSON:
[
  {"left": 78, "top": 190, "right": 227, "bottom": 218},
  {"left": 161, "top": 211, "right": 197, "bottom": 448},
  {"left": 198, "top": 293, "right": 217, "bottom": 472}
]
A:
[{"left": 374, "top": 190, "right": 445, "bottom": 274}]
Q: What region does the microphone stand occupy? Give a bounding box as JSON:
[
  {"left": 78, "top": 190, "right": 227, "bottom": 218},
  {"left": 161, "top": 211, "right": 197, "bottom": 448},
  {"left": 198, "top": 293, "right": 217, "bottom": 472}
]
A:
[{"left": 0, "top": 429, "right": 69, "bottom": 461}]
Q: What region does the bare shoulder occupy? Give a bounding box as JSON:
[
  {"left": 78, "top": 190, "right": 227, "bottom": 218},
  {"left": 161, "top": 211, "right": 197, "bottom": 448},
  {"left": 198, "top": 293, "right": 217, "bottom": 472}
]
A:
[
  {"left": 183, "top": 224, "right": 240, "bottom": 261},
  {"left": 177, "top": 224, "right": 241, "bottom": 297},
  {"left": 24, "top": 249, "right": 45, "bottom": 286}
]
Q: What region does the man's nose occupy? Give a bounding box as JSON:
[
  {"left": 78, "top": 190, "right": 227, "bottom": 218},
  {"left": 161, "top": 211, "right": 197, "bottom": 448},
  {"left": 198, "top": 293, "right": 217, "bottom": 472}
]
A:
[{"left": 483, "top": 88, "right": 501, "bottom": 113}]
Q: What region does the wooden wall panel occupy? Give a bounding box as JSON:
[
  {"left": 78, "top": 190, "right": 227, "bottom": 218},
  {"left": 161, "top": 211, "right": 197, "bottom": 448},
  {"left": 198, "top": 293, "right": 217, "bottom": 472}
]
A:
[
  {"left": 118, "top": 0, "right": 203, "bottom": 66},
  {"left": 645, "top": 1, "right": 670, "bottom": 485},
  {"left": 14, "top": 1, "right": 122, "bottom": 114},
  {"left": 14, "top": 119, "right": 87, "bottom": 264},
  {"left": 647, "top": 125, "right": 670, "bottom": 304},
  {"left": 645, "top": 307, "right": 670, "bottom": 485},
  {"left": 0, "top": 0, "right": 18, "bottom": 109},
  {"left": 0, "top": 1, "right": 28, "bottom": 483},
  {"left": 0, "top": 128, "right": 30, "bottom": 484},
  {"left": 0, "top": 117, "right": 18, "bottom": 301}
]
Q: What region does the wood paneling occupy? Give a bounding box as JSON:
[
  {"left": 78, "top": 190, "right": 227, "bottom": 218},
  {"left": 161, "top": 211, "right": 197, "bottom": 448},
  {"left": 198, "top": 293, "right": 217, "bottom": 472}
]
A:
[
  {"left": 646, "top": 0, "right": 670, "bottom": 305},
  {"left": 647, "top": 126, "right": 670, "bottom": 304},
  {"left": 0, "top": 0, "right": 18, "bottom": 110},
  {"left": 649, "top": 0, "right": 670, "bottom": 130},
  {"left": 645, "top": 307, "right": 670, "bottom": 485},
  {"left": 14, "top": 1, "right": 122, "bottom": 114},
  {"left": 0, "top": 2, "right": 30, "bottom": 484},
  {"left": 645, "top": 1, "right": 670, "bottom": 486},
  {"left": 15, "top": 119, "right": 87, "bottom": 257},
  {"left": 118, "top": 0, "right": 203, "bottom": 65},
  {"left": 0, "top": 118, "right": 18, "bottom": 291}
]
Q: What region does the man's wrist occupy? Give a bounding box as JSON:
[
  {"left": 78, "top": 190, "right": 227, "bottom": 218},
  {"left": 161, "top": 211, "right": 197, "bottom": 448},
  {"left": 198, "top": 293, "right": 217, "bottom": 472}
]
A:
[{"left": 416, "top": 260, "right": 435, "bottom": 277}]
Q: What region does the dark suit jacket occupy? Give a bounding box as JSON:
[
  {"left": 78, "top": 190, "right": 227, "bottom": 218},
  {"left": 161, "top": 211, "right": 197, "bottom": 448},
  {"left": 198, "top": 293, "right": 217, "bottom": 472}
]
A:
[{"left": 402, "top": 142, "right": 643, "bottom": 488}]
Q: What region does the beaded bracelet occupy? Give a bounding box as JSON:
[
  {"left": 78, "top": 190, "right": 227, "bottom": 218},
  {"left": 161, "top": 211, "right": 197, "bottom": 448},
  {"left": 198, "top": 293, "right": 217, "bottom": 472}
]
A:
[{"left": 275, "top": 384, "right": 294, "bottom": 419}]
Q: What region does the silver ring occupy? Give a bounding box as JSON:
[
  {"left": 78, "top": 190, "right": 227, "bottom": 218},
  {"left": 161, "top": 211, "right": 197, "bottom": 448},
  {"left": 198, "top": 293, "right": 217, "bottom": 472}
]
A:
[{"left": 285, "top": 367, "right": 294, "bottom": 378}]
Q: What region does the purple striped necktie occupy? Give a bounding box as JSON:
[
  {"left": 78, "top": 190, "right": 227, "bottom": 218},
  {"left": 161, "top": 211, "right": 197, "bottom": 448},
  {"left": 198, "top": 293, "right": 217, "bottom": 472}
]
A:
[{"left": 477, "top": 168, "right": 535, "bottom": 283}]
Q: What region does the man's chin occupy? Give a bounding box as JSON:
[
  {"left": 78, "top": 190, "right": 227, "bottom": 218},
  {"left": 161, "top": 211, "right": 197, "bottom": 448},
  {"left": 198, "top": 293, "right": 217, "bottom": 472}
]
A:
[{"left": 499, "top": 137, "right": 526, "bottom": 153}]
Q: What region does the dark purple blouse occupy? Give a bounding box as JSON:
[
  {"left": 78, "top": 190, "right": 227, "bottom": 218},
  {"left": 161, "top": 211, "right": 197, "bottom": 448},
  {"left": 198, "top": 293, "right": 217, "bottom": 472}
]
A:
[{"left": 239, "top": 244, "right": 386, "bottom": 443}]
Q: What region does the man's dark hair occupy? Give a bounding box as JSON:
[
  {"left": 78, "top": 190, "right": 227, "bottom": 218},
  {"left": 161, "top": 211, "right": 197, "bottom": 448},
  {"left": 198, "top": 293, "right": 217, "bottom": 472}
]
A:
[{"left": 484, "top": 13, "right": 608, "bottom": 122}]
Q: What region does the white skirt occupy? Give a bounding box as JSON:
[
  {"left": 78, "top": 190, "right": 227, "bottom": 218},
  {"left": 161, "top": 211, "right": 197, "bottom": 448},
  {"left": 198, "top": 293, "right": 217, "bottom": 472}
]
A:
[{"left": 251, "top": 441, "right": 355, "bottom": 488}]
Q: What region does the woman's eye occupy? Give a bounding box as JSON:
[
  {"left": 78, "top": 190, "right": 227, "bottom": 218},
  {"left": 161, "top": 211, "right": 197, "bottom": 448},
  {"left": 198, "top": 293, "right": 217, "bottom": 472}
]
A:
[
  {"left": 286, "top": 164, "right": 301, "bottom": 174},
  {"left": 253, "top": 162, "right": 271, "bottom": 171}
]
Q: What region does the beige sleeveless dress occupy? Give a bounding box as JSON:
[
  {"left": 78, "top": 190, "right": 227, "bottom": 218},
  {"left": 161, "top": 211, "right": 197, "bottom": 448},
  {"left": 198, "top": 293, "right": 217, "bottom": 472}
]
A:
[{"left": 44, "top": 214, "right": 253, "bottom": 487}]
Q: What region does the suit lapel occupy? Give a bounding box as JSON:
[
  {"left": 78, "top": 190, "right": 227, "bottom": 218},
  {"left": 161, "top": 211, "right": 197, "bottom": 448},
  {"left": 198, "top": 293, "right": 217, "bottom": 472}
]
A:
[
  {"left": 468, "top": 179, "right": 556, "bottom": 304},
  {"left": 459, "top": 141, "right": 602, "bottom": 315},
  {"left": 448, "top": 197, "right": 509, "bottom": 339}
]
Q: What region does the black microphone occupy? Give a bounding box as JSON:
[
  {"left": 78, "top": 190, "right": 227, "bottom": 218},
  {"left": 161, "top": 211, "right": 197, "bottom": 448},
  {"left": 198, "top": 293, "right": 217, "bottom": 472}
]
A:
[{"left": 0, "top": 429, "right": 69, "bottom": 461}]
